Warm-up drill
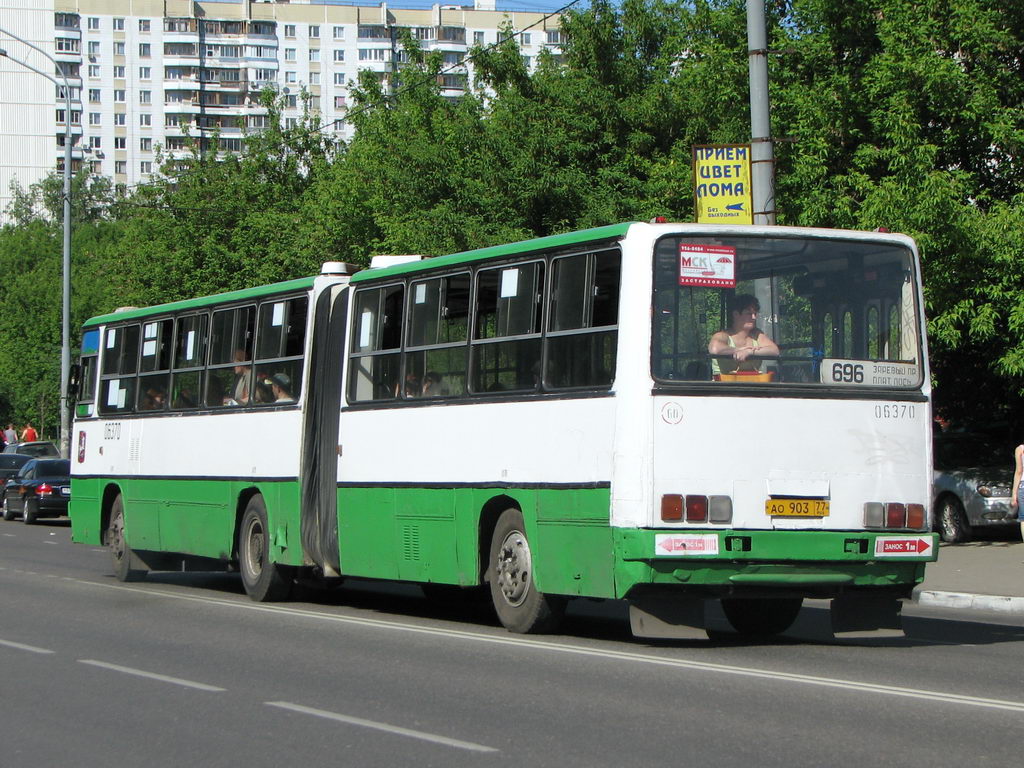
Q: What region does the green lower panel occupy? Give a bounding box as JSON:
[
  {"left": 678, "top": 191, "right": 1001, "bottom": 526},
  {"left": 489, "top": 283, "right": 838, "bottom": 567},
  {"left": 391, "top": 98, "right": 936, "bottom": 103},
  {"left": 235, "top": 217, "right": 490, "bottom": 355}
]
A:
[
  {"left": 336, "top": 485, "right": 616, "bottom": 597},
  {"left": 69, "top": 477, "right": 303, "bottom": 566},
  {"left": 613, "top": 528, "right": 937, "bottom": 598}
]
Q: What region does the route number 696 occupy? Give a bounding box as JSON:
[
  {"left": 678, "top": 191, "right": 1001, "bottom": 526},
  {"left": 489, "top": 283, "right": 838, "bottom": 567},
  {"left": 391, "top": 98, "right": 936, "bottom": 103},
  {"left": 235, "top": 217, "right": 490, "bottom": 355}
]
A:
[{"left": 831, "top": 362, "right": 864, "bottom": 384}]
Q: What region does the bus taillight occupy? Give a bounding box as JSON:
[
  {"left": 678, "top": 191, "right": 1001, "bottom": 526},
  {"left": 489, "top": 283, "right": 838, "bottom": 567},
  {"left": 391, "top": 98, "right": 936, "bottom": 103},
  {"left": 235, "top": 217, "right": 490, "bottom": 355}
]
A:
[
  {"left": 708, "top": 496, "right": 732, "bottom": 523},
  {"left": 661, "top": 495, "right": 683, "bottom": 521},
  {"left": 886, "top": 503, "right": 907, "bottom": 528},
  {"left": 685, "top": 495, "right": 708, "bottom": 522},
  {"left": 906, "top": 504, "right": 926, "bottom": 529}
]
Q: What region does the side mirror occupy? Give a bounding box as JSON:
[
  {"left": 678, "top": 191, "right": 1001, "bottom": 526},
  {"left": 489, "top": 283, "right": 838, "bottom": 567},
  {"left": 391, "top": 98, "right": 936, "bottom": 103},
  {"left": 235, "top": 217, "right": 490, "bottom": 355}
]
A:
[{"left": 67, "top": 363, "right": 80, "bottom": 400}]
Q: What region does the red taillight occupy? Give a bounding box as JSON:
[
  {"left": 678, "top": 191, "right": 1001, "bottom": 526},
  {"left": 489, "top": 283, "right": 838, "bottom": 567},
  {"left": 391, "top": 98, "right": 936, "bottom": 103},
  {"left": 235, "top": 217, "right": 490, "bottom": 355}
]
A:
[
  {"left": 906, "top": 503, "right": 925, "bottom": 529},
  {"left": 886, "top": 502, "right": 906, "bottom": 528},
  {"left": 685, "top": 495, "right": 708, "bottom": 522},
  {"left": 661, "top": 494, "right": 683, "bottom": 521},
  {"left": 37, "top": 483, "right": 53, "bottom": 496}
]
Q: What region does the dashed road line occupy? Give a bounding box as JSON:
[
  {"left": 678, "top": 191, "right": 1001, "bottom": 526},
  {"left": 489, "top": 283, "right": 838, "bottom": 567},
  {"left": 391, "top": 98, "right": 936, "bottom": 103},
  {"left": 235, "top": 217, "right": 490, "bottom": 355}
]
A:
[
  {"left": 78, "top": 659, "right": 226, "bottom": 691},
  {"left": 266, "top": 701, "right": 498, "bottom": 753},
  {"left": 0, "top": 638, "right": 55, "bottom": 654}
]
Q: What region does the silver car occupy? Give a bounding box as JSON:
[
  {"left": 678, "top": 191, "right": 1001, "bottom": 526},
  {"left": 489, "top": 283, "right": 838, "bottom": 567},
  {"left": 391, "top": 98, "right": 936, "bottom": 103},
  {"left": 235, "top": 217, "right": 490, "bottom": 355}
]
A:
[{"left": 933, "top": 433, "right": 1017, "bottom": 543}]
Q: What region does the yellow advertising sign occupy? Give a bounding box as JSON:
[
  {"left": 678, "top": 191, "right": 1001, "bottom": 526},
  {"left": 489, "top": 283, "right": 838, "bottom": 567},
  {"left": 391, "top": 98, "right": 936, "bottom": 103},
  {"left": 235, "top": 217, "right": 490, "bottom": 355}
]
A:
[{"left": 692, "top": 144, "right": 752, "bottom": 225}]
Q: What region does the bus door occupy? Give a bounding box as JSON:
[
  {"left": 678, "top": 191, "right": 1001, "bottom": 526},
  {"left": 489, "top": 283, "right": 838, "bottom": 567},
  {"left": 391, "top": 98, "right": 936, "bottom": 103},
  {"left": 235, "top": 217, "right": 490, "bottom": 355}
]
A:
[{"left": 300, "top": 284, "right": 349, "bottom": 576}]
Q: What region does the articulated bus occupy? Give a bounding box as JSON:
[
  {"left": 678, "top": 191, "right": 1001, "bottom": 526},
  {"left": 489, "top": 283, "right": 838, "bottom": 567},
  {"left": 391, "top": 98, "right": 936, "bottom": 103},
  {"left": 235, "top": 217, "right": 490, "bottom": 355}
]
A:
[{"left": 70, "top": 221, "right": 936, "bottom": 638}]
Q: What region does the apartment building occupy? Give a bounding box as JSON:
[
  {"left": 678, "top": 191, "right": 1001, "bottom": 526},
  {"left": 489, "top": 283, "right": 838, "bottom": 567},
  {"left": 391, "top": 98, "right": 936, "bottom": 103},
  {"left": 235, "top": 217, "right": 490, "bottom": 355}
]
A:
[{"left": 0, "top": 0, "right": 563, "bottom": 215}]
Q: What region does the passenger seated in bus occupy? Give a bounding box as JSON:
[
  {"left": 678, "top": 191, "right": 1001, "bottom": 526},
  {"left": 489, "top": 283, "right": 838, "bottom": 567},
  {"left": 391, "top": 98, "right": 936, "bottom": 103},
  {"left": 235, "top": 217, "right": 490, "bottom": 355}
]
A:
[
  {"left": 140, "top": 385, "right": 166, "bottom": 411},
  {"left": 707, "top": 294, "right": 779, "bottom": 377},
  {"left": 402, "top": 372, "right": 421, "bottom": 398},
  {"left": 421, "top": 371, "right": 443, "bottom": 397},
  {"left": 269, "top": 373, "right": 294, "bottom": 403},
  {"left": 231, "top": 349, "right": 252, "bottom": 404}
]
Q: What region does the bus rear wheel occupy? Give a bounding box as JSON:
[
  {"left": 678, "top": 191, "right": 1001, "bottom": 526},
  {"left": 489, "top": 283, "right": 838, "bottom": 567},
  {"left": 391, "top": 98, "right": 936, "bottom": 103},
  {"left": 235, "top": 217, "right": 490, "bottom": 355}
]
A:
[
  {"left": 238, "top": 495, "right": 294, "bottom": 602},
  {"left": 721, "top": 597, "right": 802, "bottom": 637},
  {"left": 108, "top": 496, "right": 147, "bottom": 582},
  {"left": 488, "top": 508, "right": 564, "bottom": 634}
]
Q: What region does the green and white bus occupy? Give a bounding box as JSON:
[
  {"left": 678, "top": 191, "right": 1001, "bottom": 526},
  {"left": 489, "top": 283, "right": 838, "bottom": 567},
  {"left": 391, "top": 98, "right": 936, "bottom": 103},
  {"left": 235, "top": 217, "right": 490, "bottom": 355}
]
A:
[{"left": 70, "top": 221, "right": 936, "bottom": 638}]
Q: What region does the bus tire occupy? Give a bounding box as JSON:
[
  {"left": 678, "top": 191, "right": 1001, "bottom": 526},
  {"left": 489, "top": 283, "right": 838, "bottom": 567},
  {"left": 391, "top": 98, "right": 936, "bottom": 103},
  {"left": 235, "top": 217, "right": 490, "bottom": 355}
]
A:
[
  {"left": 721, "top": 597, "right": 802, "bottom": 637},
  {"left": 238, "top": 495, "right": 294, "bottom": 602},
  {"left": 488, "top": 508, "right": 565, "bottom": 634},
  {"left": 108, "top": 496, "right": 147, "bottom": 582},
  {"left": 22, "top": 497, "right": 38, "bottom": 524}
]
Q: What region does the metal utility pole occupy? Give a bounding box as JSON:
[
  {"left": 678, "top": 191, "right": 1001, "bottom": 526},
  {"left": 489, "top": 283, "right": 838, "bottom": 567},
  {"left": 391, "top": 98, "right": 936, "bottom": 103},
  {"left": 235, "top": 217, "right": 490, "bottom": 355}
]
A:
[
  {"left": 0, "top": 27, "right": 73, "bottom": 456},
  {"left": 746, "top": 1, "right": 776, "bottom": 225}
]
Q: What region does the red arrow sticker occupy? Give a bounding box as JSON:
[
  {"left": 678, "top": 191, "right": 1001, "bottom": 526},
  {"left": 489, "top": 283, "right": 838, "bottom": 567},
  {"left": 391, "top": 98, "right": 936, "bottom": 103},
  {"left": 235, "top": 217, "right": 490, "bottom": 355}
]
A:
[{"left": 874, "top": 536, "right": 933, "bottom": 557}]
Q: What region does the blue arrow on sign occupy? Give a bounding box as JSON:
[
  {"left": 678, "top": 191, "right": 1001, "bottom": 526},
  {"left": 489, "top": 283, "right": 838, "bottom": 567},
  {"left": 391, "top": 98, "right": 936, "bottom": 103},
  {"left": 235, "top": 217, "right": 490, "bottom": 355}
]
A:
[{"left": 726, "top": 203, "right": 745, "bottom": 211}]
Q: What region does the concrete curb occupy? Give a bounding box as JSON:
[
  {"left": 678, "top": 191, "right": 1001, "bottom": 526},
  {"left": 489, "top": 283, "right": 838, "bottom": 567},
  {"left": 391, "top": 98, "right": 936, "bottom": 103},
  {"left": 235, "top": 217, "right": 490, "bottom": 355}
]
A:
[{"left": 913, "top": 587, "right": 1024, "bottom": 615}]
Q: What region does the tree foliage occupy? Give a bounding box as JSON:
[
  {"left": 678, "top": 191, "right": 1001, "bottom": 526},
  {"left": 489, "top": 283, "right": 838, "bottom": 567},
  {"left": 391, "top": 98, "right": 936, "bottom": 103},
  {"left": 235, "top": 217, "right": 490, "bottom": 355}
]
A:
[{"left": 2, "top": 0, "right": 1024, "bottom": 430}]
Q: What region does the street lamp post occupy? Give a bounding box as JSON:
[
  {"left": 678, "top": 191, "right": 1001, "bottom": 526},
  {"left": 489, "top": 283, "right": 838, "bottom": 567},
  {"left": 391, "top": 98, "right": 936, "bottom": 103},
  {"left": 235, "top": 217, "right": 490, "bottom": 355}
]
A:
[{"left": 0, "top": 29, "right": 73, "bottom": 458}]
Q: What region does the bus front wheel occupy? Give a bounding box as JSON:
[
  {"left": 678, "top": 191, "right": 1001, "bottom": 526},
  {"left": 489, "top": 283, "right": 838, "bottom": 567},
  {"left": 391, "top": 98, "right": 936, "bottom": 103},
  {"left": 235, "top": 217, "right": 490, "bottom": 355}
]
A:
[
  {"left": 721, "top": 597, "right": 802, "bottom": 637},
  {"left": 488, "top": 508, "right": 564, "bottom": 634},
  {"left": 238, "top": 495, "right": 294, "bottom": 602},
  {"left": 108, "top": 496, "right": 147, "bottom": 582}
]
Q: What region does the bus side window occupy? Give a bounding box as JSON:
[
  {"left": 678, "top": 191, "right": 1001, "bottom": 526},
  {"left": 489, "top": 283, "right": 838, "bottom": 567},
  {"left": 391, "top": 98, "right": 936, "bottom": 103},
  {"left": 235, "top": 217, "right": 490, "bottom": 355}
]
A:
[
  {"left": 545, "top": 249, "right": 620, "bottom": 389},
  {"left": 253, "top": 296, "right": 308, "bottom": 406},
  {"left": 471, "top": 261, "right": 544, "bottom": 393},
  {"left": 171, "top": 313, "right": 207, "bottom": 410},
  {"left": 348, "top": 285, "right": 403, "bottom": 403},
  {"left": 98, "top": 324, "right": 140, "bottom": 414},
  {"left": 207, "top": 306, "right": 255, "bottom": 407},
  {"left": 404, "top": 273, "right": 469, "bottom": 399},
  {"left": 138, "top": 319, "right": 172, "bottom": 412}
]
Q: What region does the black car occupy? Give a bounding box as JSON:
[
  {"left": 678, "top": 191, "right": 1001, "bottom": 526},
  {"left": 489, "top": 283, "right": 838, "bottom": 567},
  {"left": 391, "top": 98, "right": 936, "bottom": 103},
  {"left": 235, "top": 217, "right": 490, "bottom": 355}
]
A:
[
  {"left": 0, "top": 454, "right": 32, "bottom": 484},
  {"left": 2, "top": 441, "right": 60, "bottom": 458},
  {"left": 2, "top": 458, "right": 71, "bottom": 524}
]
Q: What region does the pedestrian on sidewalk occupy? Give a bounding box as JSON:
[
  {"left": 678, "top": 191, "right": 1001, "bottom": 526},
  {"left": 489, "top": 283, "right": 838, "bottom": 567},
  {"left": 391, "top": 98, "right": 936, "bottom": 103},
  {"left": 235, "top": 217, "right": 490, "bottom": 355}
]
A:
[
  {"left": 3, "top": 424, "right": 15, "bottom": 446},
  {"left": 1011, "top": 443, "right": 1024, "bottom": 541},
  {"left": 20, "top": 422, "right": 37, "bottom": 443}
]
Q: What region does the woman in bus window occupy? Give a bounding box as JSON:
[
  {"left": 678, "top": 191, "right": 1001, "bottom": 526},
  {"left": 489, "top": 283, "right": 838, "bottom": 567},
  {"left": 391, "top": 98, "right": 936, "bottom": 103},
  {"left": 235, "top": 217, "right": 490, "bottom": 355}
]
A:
[{"left": 707, "top": 293, "right": 779, "bottom": 376}]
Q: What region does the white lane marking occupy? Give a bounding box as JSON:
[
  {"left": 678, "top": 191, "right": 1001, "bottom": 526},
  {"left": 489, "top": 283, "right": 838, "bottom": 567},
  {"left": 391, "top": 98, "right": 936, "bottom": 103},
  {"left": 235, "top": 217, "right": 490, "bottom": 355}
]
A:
[
  {"left": 44, "top": 541, "right": 57, "bottom": 545},
  {"left": 68, "top": 578, "right": 1024, "bottom": 714},
  {"left": 78, "top": 659, "right": 226, "bottom": 691},
  {"left": 266, "top": 701, "right": 498, "bottom": 753},
  {"left": 2, "top": 533, "right": 15, "bottom": 537},
  {"left": 0, "top": 638, "right": 56, "bottom": 654}
]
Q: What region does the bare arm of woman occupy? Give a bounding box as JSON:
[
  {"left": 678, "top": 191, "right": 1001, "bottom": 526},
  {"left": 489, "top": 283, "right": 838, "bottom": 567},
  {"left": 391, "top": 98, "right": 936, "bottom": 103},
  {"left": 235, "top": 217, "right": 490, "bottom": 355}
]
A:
[
  {"left": 708, "top": 330, "right": 734, "bottom": 356},
  {"left": 1011, "top": 445, "right": 1023, "bottom": 510}
]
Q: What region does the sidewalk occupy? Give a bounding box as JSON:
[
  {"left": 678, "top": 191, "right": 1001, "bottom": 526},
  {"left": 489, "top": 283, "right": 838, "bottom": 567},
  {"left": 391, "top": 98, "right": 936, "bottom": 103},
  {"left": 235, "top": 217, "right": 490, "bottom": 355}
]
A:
[{"left": 914, "top": 537, "right": 1024, "bottom": 614}]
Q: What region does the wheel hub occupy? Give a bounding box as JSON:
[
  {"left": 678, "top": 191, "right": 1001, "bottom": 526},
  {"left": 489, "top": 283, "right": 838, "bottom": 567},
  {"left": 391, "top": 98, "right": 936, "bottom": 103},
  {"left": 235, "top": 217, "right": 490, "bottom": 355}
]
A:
[{"left": 496, "top": 530, "right": 532, "bottom": 606}]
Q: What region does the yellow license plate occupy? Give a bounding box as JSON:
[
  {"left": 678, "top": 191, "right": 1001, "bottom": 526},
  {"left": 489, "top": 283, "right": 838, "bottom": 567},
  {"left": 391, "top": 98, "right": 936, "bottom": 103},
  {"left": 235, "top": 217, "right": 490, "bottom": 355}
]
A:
[{"left": 765, "top": 499, "right": 830, "bottom": 517}]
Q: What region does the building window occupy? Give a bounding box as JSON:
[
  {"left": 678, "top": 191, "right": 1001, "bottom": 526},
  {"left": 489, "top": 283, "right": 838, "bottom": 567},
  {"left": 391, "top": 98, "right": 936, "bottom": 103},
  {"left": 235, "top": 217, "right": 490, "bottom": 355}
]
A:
[
  {"left": 140, "top": 138, "right": 152, "bottom": 151},
  {"left": 140, "top": 161, "right": 152, "bottom": 174},
  {"left": 88, "top": 17, "right": 99, "bottom": 30},
  {"left": 285, "top": 71, "right": 297, "bottom": 83},
  {"left": 285, "top": 24, "right": 296, "bottom": 38},
  {"left": 140, "top": 66, "right": 151, "bottom": 79},
  {"left": 139, "top": 19, "right": 150, "bottom": 32},
  {"left": 140, "top": 114, "right": 151, "bottom": 127},
  {"left": 521, "top": 33, "right": 531, "bottom": 45},
  {"left": 285, "top": 117, "right": 297, "bottom": 129},
  {"left": 309, "top": 49, "right": 320, "bottom": 62},
  {"left": 54, "top": 109, "right": 79, "bottom": 125},
  {"left": 115, "top": 161, "right": 126, "bottom": 174},
  {"left": 114, "top": 137, "right": 126, "bottom": 149},
  {"left": 88, "top": 41, "right": 100, "bottom": 56},
  {"left": 56, "top": 38, "right": 79, "bottom": 53},
  {"left": 113, "top": 18, "right": 125, "bottom": 31},
  {"left": 88, "top": 65, "right": 100, "bottom": 78},
  {"left": 333, "top": 49, "right": 345, "bottom": 62},
  {"left": 89, "top": 136, "right": 102, "bottom": 149},
  {"left": 333, "top": 26, "right": 345, "bottom": 40},
  {"left": 114, "top": 42, "right": 125, "bottom": 56},
  {"left": 284, "top": 48, "right": 296, "bottom": 62},
  {"left": 89, "top": 89, "right": 101, "bottom": 102},
  {"left": 139, "top": 43, "right": 151, "bottom": 57},
  {"left": 310, "top": 25, "right": 320, "bottom": 39},
  {"left": 285, "top": 95, "right": 298, "bottom": 108},
  {"left": 114, "top": 65, "right": 125, "bottom": 78},
  {"left": 474, "top": 31, "right": 485, "bottom": 45},
  {"left": 89, "top": 112, "right": 101, "bottom": 125},
  {"left": 334, "top": 95, "right": 346, "bottom": 109},
  {"left": 358, "top": 49, "right": 387, "bottom": 62},
  {"left": 309, "top": 72, "right": 320, "bottom": 85},
  {"left": 254, "top": 68, "right": 274, "bottom": 82},
  {"left": 114, "top": 114, "right": 126, "bottom": 126},
  {"left": 114, "top": 89, "right": 125, "bottom": 102},
  {"left": 333, "top": 72, "right": 346, "bottom": 85},
  {"left": 546, "top": 30, "right": 562, "bottom": 44},
  {"left": 140, "top": 90, "right": 151, "bottom": 104}
]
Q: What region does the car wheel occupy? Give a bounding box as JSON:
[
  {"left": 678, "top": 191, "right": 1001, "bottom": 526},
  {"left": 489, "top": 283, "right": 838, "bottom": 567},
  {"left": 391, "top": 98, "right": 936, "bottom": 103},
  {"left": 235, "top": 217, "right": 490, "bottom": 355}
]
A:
[
  {"left": 1, "top": 497, "right": 14, "bottom": 522},
  {"left": 22, "top": 497, "right": 37, "bottom": 525},
  {"left": 937, "top": 496, "right": 970, "bottom": 544}
]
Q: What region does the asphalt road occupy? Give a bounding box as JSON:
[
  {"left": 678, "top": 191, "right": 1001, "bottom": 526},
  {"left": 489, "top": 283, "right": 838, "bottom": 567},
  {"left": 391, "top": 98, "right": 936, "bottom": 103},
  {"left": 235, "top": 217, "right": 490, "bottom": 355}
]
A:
[{"left": 1, "top": 520, "right": 1022, "bottom": 768}]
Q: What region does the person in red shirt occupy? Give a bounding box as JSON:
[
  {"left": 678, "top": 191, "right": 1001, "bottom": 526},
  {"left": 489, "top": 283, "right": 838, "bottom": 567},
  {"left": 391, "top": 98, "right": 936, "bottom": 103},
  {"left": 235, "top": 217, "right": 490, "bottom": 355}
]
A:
[{"left": 20, "top": 422, "right": 38, "bottom": 442}]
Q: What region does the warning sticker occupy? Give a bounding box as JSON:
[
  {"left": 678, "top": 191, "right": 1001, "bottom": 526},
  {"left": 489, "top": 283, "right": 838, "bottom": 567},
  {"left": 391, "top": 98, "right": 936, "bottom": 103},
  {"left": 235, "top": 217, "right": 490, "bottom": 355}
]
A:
[
  {"left": 873, "top": 536, "right": 933, "bottom": 557},
  {"left": 654, "top": 534, "right": 720, "bottom": 557},
  {"left": 678, "top": 244, "right": 736, "bottom": 288}
]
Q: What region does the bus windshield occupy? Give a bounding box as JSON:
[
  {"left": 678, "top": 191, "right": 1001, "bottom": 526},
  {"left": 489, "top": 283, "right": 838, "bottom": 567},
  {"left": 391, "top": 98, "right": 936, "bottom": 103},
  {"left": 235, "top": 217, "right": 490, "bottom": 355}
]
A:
[{"left": 652, "top": 234, "right": 922, "bottom": 388}]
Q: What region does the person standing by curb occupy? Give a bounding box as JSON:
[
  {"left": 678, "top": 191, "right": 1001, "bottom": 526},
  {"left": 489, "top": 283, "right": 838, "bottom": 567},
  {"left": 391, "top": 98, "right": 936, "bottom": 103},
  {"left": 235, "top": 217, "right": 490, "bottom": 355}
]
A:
[
  {"left": 20, "top": 422, "right": 37, "bottom": 443},
  {"left": 3, "top": 424, "right": 15, "bottom": 446},
  {"left": 1011, "top": 443, "right": 1024, "bottom": 542}
]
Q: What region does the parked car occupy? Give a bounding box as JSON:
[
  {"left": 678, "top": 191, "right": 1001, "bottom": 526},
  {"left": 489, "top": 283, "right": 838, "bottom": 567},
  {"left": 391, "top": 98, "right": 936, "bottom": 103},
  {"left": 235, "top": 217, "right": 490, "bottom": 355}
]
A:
[
  {"left": 2, "top": 458, "right": 71, "bottom": 524},
  {"left": 2, "top": 441, "right": 60, "bottom": 458},
  {"left": 933, "top": 433, "right": 1017, "bottom": 543},
  {"left": 0, "top": 454, "right": 32, "bottom": 484}
]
